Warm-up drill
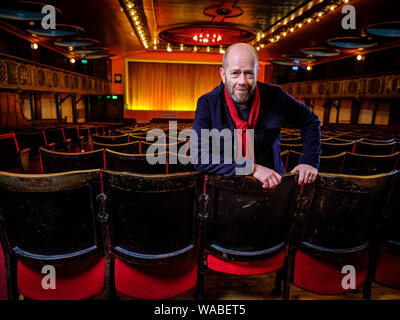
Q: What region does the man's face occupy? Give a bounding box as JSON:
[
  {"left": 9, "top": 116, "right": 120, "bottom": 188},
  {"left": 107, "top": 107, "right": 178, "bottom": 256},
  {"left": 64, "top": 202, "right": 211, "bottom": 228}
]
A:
[{"left": 220, "top": 48, "right": 258, "bottom": 105}]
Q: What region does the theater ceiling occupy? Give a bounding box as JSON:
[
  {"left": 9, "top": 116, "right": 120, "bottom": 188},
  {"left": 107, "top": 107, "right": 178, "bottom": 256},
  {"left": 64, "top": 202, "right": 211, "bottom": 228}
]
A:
[{"left": 0, "top": 0, "right": 399, "bottom": 66}]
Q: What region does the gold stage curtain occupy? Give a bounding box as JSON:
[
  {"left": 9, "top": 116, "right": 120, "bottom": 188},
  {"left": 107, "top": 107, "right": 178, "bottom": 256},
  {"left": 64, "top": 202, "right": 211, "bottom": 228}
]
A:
[{"left": 127, "top": 61, "right": 221, "bottom": 111}]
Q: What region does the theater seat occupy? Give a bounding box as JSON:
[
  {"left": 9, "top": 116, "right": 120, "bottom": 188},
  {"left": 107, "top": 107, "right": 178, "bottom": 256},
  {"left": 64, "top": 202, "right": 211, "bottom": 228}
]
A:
[
  {"left": 0, "top": 170, "right": 106, "bottom": 300},
  {"left": 100, "top": 170, "right": 202, "bottom": 299},
  {"left": 17, "top": 254, "right": 105, "bottom": 300},
  {"left": 115, "top": 254, "right": 197, "bottom": 300},
  {"left": 293, "top": 250, "right": 369, "bottom": 294},
  {"left": 285, "top": 171, "right": 397, "bottom": 299},
  {"left": 198, "top": 173, "right": 302, "bottom": 299}
]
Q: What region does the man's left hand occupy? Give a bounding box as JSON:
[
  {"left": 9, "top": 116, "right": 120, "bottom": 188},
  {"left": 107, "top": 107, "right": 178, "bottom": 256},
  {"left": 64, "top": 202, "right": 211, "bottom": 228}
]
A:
[{"left": 290, "top": 164, "right": 318, "bottom": 185}]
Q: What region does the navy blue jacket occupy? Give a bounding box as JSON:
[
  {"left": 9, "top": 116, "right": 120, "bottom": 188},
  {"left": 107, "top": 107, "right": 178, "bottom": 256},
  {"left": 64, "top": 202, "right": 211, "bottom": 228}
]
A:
[{"left": 191, "top": 81, "right": 321, "bottom": 175}]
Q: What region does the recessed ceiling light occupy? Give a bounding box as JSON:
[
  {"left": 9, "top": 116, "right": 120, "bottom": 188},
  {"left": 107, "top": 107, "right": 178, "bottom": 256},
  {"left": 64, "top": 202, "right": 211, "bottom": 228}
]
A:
[
  {"left": 27, "top": 25, "right": 84, "bottom": 37},
  {"left": 54, "top": 38, "right": 99, "bottom": 47},
  {"left": 301, "top": 48, "right": 341, "bottom": 57},
  {"left": 364, "top": 22, "right": 400, "bottom": 37},
  {"left": 327, "top": 37, "right": 377, "bottom": 48}
]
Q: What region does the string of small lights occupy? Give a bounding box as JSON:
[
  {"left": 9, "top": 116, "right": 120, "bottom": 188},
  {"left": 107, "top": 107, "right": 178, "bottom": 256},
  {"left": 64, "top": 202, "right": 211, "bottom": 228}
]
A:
[
  {"left": 120, "top": 0, "right": 151, "bottom": 49},
  {"left": 253, "top": 0, "right": 352, "bottom": 51},
  {"left": 119, "top": 0, "right": 351, "bottom": 55}
]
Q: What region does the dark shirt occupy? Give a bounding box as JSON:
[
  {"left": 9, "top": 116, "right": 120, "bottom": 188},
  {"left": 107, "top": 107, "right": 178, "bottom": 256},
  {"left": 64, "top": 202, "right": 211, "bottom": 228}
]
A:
[
  {"left": 234, "top": 101, "right": 251, "bottom": 122},
  {"left": 191, "top": 81, "right": 321, "bottom": 176}
]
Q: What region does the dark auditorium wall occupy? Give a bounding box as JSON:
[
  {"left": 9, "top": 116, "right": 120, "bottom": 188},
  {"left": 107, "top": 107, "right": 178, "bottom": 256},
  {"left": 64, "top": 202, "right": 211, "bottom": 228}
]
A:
[
  {"left": 0, "top": 92, "right": 30, "bottom": 127},
  {"left": 87, "top": 95, "right": 124, "bottom": 122},
  {"left": 273, "top": 47, "right": 400, "bottom": 84},
  {"left": 0, "top": 28, "right": 109, "bottom": 80}
]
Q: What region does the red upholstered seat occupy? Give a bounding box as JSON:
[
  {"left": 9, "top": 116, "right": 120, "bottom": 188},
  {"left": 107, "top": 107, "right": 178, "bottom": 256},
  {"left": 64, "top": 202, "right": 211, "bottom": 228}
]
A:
[
  {"left": 29, "top": 159, "right": 43, "bottom": 174},
  {"left": 374, "top": 247, "right": 400, "bottom": 288},
  {"left": 293, "top": 250, "right": 369, "bottom": 295},
  {"left": 115, "top": 253, "right": 197, "bottom": 300},
  {"left": 207, "top": 249, "right": 285, "bottom": 275},
  {"left": 17, "top": 254, "right": 105, "bottom": 300},
  {"left": 0, "top": 245, "right": 7, "bottom": 300}
]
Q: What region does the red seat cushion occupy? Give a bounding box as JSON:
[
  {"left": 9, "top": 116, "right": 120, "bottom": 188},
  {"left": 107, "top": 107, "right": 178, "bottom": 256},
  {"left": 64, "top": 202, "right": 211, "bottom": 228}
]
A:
[
  {"left": 115, "top": 253, "right": 197, "bottom": 299},
  {"left": 374, "top": 246, "right": 400, "bottom": 288},
  {"left": 207, "top": 249, "right": 285, "bottom": 275},
  {"left": 0, "top": 245, "right": 7, "bottom": 300},
  {"left": 18, "top": 254, "right": 105, "bottom": 300},
  {"left": 293, "top": 249, "right": 369, "bottom": 295},
  {"left": 29, "top": 159, "right": 43, "bottom": 174}
]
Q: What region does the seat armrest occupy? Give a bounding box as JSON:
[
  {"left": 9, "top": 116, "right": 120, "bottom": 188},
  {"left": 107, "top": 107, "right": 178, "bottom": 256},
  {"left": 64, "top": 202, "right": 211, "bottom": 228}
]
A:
[
  {"left": 46, "top": 142, "right": 57, "bottom": 151},
  {"left": 63, "top": 138, "right": 72, "bottom": 151},
  {"left": 19, "top": 148, "right": 30, "bottom": 173}
]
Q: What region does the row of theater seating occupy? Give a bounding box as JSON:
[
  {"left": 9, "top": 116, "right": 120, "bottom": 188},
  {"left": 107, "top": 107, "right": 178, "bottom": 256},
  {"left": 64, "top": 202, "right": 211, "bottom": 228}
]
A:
[
  {"left": 280, "top": 139, "right": 400, "bottom": 156},
  {"left": 0, "top": 169, "right": 398, "bottom": 300},
  {"left": 2, "top": 132, "right": 399, "bottom": 176},
  {"left": 40, "top": 147, "right": 193, "bottom": 174},
  {"left": 0, "top": 131, "right": 190, "bottom": 174},
  {"left": 281, "top": 129, "right": 400, "bottom": 141},
  {"left": 1, "top": 124, "right": 399, "bottom": 172},
  {"left": 282, "top": 150, "right": 400, "bottom": 175}
]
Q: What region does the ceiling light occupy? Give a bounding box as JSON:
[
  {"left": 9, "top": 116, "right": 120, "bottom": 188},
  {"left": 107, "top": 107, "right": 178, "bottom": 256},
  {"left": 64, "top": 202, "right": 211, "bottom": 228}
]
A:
[
  {"left": 193, "top": 32, "right": 222, "bottom": 43},
  {"left": 356, "top": 55, "right": 363, "bottom": 61},
  {"left": 70, "top": 58, "right": 76, "bottom": 64},
  {"left": 31, "top": 43, "right": 38, "bottom": 50}
]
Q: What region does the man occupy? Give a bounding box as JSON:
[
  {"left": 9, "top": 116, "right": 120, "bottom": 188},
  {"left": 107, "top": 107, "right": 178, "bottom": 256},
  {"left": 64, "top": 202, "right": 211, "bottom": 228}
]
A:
[{"left": 191, "top": 43, "right": 321, "bottom": 188}]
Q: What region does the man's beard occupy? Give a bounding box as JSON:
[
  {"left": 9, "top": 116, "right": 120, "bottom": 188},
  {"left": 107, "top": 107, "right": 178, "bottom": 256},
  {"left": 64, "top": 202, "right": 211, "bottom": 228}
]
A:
[{"left": 225, "top": 77, "right": 256, "bottom": 105}]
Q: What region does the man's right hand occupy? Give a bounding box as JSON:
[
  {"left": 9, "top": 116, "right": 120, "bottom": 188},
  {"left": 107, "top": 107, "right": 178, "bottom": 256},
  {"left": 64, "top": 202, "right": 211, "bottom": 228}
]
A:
[{"left": 251, "top": 164, "right": 282, "bottom": 189}]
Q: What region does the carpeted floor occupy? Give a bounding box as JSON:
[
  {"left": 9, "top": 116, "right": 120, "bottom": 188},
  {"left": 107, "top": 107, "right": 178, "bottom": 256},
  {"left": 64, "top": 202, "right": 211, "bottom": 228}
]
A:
[{"left": 0, "top": 245, "right": 7, "bottom": 300}]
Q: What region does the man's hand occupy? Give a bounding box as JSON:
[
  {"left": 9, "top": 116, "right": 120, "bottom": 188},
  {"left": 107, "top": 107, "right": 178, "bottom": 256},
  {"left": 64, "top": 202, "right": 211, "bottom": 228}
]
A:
[
  {"left": 290, "top": 164, "right": 318, "bottom": 185},
  {"left": 252, "top": 164, "right": 282, "bottom": 189}
]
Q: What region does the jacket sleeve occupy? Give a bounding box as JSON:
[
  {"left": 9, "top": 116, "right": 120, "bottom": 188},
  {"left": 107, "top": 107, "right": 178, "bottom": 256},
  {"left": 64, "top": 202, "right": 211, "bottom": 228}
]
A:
[
  {"left": 190, "top": 96, "right": 252, "bottom": 176},
  {"left": 279, "top": 87, "right": 322, "bottom": 169}
]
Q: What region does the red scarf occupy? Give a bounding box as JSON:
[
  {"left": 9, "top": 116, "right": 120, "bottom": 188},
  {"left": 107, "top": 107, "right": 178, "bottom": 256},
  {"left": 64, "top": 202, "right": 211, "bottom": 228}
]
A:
[{"left": 224, "top": 85, "right": 260, "bottom": 160}]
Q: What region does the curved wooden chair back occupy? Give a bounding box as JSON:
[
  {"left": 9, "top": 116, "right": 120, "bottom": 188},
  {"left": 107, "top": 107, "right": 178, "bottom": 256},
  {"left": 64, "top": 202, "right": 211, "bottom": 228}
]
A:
[{"left": 40, "top": 147, "right": 104, "bottom": 173}]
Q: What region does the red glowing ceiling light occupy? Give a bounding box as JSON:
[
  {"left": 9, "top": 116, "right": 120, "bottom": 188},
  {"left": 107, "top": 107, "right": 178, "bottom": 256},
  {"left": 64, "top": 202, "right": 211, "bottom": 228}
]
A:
[
  {"left": 193, "top": 32, "right": 222, "bottom": 43},
  {"left": 159, "top": 26, "right": 254, "bottom": 46}
]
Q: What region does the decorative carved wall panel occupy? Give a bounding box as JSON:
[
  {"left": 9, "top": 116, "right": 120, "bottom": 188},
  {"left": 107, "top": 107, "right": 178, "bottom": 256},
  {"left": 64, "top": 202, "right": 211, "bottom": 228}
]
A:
[
  {"left": 0, "top": 55, "right": 111, "bottom": 94},
  {"left": 281, "top": 74, "right": 400, "bottom": 99}
]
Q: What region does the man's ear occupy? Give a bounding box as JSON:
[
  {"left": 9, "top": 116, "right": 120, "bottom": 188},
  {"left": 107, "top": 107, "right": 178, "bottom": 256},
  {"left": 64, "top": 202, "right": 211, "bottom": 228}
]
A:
[{"left": 219, "top": 67, "right": 225, "bottom": 83}]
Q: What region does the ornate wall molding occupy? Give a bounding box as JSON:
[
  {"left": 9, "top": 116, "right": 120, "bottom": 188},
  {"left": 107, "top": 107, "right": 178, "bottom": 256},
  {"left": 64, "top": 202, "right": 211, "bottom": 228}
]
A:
[
  {"left": 281, "top": 74, "right": 400, "bottom": 99},
  {"left": 0, "top": 54, "right": 111, "bottom": 94}
]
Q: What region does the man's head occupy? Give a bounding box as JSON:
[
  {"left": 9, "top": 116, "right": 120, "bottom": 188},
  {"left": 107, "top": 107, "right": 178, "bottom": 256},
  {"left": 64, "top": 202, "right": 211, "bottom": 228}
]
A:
[{"left": 220, "top": 43, "right": 259, "bottom": 105}]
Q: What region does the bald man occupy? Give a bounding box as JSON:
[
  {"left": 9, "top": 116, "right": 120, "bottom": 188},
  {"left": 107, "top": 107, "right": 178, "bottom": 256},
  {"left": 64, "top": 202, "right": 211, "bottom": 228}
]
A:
[{"left": 191, "top": 43, "right": 321, "bottom": 188}]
